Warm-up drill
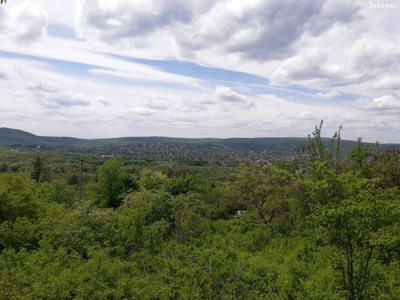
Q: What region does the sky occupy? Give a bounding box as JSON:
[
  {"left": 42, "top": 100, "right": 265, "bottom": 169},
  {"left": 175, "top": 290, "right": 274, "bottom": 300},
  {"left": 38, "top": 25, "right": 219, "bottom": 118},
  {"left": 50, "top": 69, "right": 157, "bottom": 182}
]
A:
[{"left": 0, "top": 0, "right": 400, "bottom": 143}]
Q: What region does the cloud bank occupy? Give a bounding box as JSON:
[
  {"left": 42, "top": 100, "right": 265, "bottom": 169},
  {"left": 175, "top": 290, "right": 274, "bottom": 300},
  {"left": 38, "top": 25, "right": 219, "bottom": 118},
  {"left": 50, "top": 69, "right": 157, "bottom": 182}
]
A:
[{"left": 0, "top": 1, "right": 48, "bottom": 45}]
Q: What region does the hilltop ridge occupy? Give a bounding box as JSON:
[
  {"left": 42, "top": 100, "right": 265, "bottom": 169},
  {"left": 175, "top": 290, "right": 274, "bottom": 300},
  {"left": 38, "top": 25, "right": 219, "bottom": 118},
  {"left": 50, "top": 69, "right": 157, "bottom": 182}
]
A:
[{"left": 1, "top": 127, "right": 399, "bottom": 153}]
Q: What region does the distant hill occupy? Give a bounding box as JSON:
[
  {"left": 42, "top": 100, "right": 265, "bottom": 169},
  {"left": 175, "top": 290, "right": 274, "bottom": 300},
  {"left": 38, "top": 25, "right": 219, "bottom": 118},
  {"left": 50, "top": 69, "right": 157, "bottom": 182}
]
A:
[
  {"left": 0, "top": 127, "right": 49, "bottom": 146},
  {"left": 0, "top": 127, "right": 86, "bottom": 147},
  {"left": 0, "top": 127, "right": 399, "bottom": 152}
]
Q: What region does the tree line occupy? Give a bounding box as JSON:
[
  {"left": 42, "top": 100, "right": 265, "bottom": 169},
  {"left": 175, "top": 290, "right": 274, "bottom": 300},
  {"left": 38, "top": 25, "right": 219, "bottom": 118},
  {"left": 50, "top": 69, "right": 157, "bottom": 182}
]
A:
[{"left": 0, "top": 122, "right": 400, "bottom": 299}]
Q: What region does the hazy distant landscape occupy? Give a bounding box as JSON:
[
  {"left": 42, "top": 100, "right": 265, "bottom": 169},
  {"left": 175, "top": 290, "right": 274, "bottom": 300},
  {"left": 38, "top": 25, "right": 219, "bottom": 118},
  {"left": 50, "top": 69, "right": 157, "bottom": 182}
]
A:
[{"left": 2, "top": 127, "right": 400, "bottom": 165}]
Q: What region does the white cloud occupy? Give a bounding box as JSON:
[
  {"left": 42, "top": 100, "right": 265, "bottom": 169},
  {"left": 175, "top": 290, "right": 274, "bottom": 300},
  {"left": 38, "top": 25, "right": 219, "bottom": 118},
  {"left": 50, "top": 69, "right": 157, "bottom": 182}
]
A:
[
  {"left": 316, "top": 90, "right": 341, "bottom": 99},
  {"left": 268, "top": 7, "right": 400, "bottom": 97},
  {"left": 39, "top": 91, "right": 91, "bottom": 107},
  {"left": 12, "top": 92, "right": 23, "bottom": 98},
  {"left": 128, "top": 107, "right": 156, "bottom": 116},
  {"left": 271, "top": 48, "right": 337, "bottom": 84},
  {"left": 144, "top": 97, "right": 171, "bottom": 110},
  {"left": 180, "top": 101, "right": 206, "bottom": 113},
  {"left": 0, "top": 1, "right": 48, "bottom": 45},
  {"left": 0, "top": 70, "right": 8, "bottom": 79},
  {"left": 97, "top": 95, "right": 110, "bottom": 106},
  {"left": 373, "top": 76, "right": 400, "bottom": 91},
  {"left": 1, "top": 0, "right": 400, "bottom": 143},
  {"left": 295, "top": 111, "right": 328, "bottom": 121},
  {"left": 214, "top": 85, "right": 255, "bottom": 110},
  {"left": 26, "top": 78, "right": 59, "bottom": 93},
  {"left": 0, "top": 66, "right": 11, "bottom": 80},
  {"left": 75, "top": 0, "right": 209, "bottom": 42},
  {"left": 88, "top": 67, "right": 200, "bottom": 88},
  {"left": 169, "top": 115, "right": 201, "bottom": 123},
  {"left": 74, "top": 0, "right": 360, "bottom": 63},
  {"left": 199, "top": 94, "right": 216, "bottom": 105},
  {"left": 365, "top": 95, "right": 400, "bottom": 111}
]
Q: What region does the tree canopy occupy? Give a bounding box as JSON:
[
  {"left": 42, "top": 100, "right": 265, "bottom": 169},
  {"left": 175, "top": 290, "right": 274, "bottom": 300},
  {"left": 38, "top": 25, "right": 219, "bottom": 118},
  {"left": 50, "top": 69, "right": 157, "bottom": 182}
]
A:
[{"left": 1, "top": 123, "right": 400, "bottom": 298}]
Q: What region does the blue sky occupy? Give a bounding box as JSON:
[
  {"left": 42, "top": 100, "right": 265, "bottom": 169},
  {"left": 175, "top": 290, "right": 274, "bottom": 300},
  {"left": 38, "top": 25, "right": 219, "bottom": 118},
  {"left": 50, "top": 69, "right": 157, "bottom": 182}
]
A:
[{"left": 1, "top": 0, "right": 400, "bottom": 142}]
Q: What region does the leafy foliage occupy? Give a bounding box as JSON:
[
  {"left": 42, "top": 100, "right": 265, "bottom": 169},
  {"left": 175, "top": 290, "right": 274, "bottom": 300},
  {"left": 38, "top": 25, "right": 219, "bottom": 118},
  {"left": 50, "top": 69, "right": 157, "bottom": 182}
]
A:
[
  {"left": 94, "top": 157, "right": 136, "bottom": 208},
  {"left": 31, "top": 155, "right": 45, "bottom": 183},
  {"left": 139, "top": 168, "right": 167, "bottom": 191},
  {"left": 227, "top": 164, "right": 293, "bottom": 223},
  {"left": 294, "top": 120, "right": 342, "bottom": 172},
  {"left": 1, "top": 123, "right": 400, "bottom": 298}
]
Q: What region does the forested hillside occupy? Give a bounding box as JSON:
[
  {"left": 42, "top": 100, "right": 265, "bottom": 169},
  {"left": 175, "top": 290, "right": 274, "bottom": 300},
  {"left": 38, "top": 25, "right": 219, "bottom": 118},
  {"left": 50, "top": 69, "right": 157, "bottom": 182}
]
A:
[
  {"left": 3, "top": 127, "right": 400, "bottom": 153},
  {"left": 1, "top": 123, "right": 400, "bottom": 299}
]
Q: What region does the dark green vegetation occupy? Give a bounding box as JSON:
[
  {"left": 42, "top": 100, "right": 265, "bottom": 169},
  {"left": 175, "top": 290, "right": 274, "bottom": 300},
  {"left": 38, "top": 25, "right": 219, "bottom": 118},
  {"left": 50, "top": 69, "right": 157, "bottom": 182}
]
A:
[
  {"left": 3, "top": 126, "right": 400, "bottom": 168},
  {"left": 1, "top": 123, "right": 400, "bottom": 299},
  {"left": 2, "top": 127, "right": 400, "bottom": 154}
]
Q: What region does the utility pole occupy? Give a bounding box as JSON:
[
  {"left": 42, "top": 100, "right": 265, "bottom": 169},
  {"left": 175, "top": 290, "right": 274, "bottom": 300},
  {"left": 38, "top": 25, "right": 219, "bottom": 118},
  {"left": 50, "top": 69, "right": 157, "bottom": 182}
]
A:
[{"left": 79, "top": 159, "right": 84, "bottom": 203}]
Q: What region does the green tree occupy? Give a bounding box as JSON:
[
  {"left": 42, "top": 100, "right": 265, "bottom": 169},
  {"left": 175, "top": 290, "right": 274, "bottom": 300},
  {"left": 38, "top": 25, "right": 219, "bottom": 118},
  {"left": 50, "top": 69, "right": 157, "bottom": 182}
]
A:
[
  {"left": 31, "top": 155, "right": 44, "bottom": 183},
  {"left": 305, "top": 166, "right": 400, "bottom": 299},
  {"left": 39, "top": 179, "right": 76, "bottom": 207},
  {"left": 139, "top": 169, "right": 167, "bottom": 191},
  {"left": 294, "top": 120, "right": 342, "bottom": 173},
  {"left": 0, "top": 173, "right": 38, "bottom": 223},
  {"left": 95, "top": 158, "right": 130, "bottom": 208},
  {"left": 296, "top": 123, "right": 400, "bottom": 298},
  {"left": 230, "top": 164, "right": 293, "bottom": 223},
  {"left": 0, "top": 163, "right": 8, "bottom": 173},
  {"left": 163, "top": 174, "right": 203, "bottom": 196},
  {"left": 347, "top": 138, "right": 372, "bottom": 170},
  {"left": 367, "top": 147, "right": 400, "bottom": 189}
]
